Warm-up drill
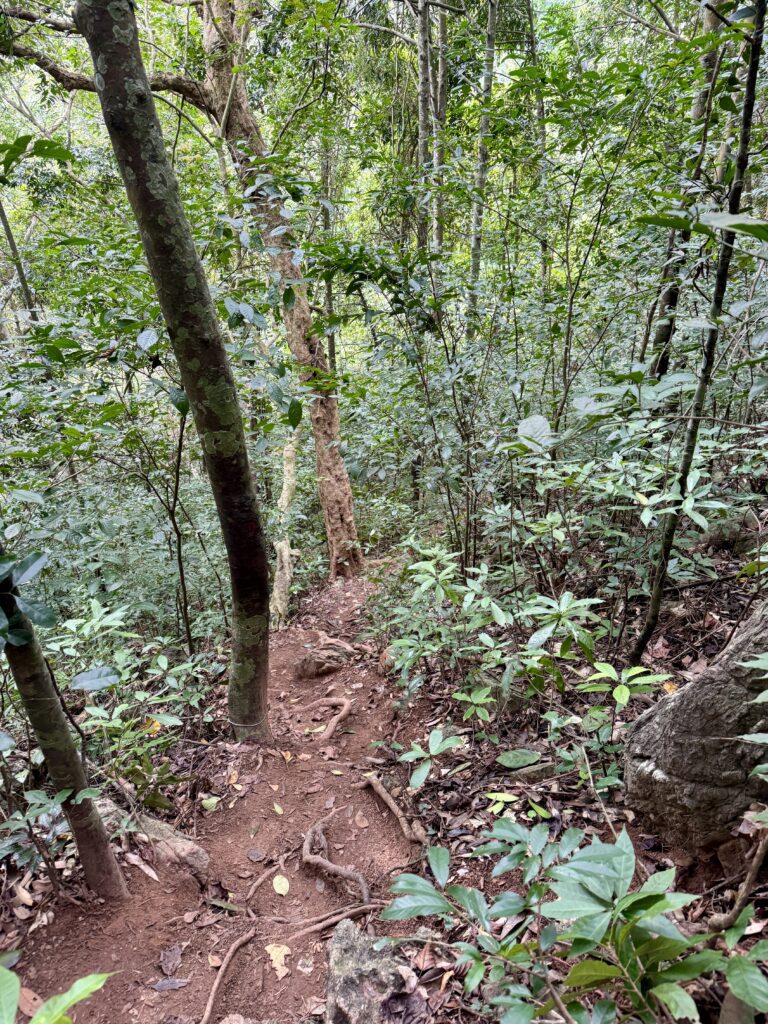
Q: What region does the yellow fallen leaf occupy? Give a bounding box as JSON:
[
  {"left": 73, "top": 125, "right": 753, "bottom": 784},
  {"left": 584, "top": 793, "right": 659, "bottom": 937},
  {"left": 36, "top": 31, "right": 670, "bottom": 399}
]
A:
[
  {"left": 273, "top": 874, "right": 290, "bottom": 896},
  {"left": 265, "top": 943, "right": 291, "bottom": 980},
  {"left": 662, "top": 682, "right": 679, "bottom": 694},
  {"left": 269, "top": 783, "right": 279, "bottom": 792},
  {"left": 208, "top": 954, "right": 222, "bottom": 968},
  {"left": 274, "top": 803, "right": 284, "bottom": 815},
  {"left": 281, "top": 750, "right": 293, "bottom": 763}
]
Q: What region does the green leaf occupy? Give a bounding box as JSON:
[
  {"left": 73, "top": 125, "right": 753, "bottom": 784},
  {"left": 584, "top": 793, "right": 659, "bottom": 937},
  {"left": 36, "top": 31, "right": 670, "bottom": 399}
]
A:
[
  {"left": 168, "top": 387, "right": 190, "bottom": 416},
  {"left": 137, "top": 327, "right": 158, "bottom": 351},
  {"left": 72, "top": 788, "right": 102, "bottom": 805},
  {"left": 15, "top": 597, "right": 56, "bottom": 628},
  {"left": 0, "top": 966, "right": 20, "bottom": 1024},
  {"left": 13, "top": 552, "right": 48, "bottom": 586},
  {"left": 70, "top": 666, "right": 119, "bottom": 692},
  {"left": 409, "top": 759, "right": 431, "bottom": 790},
  {"left": 0, "top": 556, "right": 15, "bottom": 582},
  {"left": 447, "top": 885, "right": 489, "bottom": 926},
  {"left": 517, "top": 414, "right": 553, "bottom": 452},
  {"left": 612, "top": 684, "right": 630, "bottom": 706},
  {"left": 726, "top": 957, "right": 768, "bottom": 1011},
  {"left": 380, "top": 892, "right": 453, "bottom": 920},
  {"left": 287, "top": 398, "right": 302, "bottom": 428},
  {"left": 30, "top": 973, "right": 110, "bottom": 1024},
  {"left": 698, "top": 211, "right": 768, "bottom": 243},
  {"left": 0, "top": 731, "right": 15, "bottom": 753},
  {"left": 651, "top": 982, "right": 700, "bottom": 1021},
  {"left": 564, "top": 960, "right": 623, "bottom": 989},
  {"left": 496, "top": 749, "right": 542, "bottom": 770},
  {"left": 427, "top": 846, "right": 450, "bottom": 888},
  {"left": 489, "top": 892, "right": 526, "bottom": 919}
]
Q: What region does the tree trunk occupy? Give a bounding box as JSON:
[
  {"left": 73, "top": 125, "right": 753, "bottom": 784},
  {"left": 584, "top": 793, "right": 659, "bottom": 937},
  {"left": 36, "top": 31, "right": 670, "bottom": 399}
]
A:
[
  {"left": 630, "top": 0, "right": 765, "bottom": 664},
  {"left": 467, "top": 0, "right": 497, "bottom": 329},
  {"left": 431, "top": 10, "right": 448, "bottom": 253},
  {"left": 201, "top": 0, "right": 362, "bottom": 580},
  {"left": 73, "top": 0, "right": 272, "bottom": 741},
  {"left": 626, "top": 603, "right": 768, "bottom": 848},
  {"left": 0, "top": 559, "right": 127, "bottom": 899},
  {"left": 416, "top": 0, "right": 432, "bottom": 251}
]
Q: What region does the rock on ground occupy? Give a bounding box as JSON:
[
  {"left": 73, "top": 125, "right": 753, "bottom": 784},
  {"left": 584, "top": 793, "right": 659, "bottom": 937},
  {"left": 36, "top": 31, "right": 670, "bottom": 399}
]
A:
[
  {"left": 96, "top": 797, "right": 209, "bottom": 884},
  {"left": 625, "top": 604, "right": 768, "bottom": 848},
  {"left": 325, "top": 919, "right": 427, "bottom": 1024}
]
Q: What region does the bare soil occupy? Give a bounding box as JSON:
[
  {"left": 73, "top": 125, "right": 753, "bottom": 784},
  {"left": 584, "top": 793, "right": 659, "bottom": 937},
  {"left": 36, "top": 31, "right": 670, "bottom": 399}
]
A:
[{"left": 17, "top": 576, "right": 414, "bottom": 1023}]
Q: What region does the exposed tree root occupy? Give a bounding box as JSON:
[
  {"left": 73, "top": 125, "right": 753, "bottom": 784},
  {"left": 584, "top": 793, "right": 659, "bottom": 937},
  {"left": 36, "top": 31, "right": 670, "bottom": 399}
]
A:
[
  {"left": 710, "top": 830, "right": 768, "bottom": 931},
  {"left": 302, "top": 811, "right": 370, "bottom": 902},
  {"left": 354, "top": 773, "right": 428, "bottom": 844},
  {"left": 198, "top": 925, "right": 256, "bottom": 1024},
  {"left": 245, "top": 863, "right": 279, "bottom": 903},
  {"left": 286, "top": 902, "right": 381, "bottom": 943},
  {"left": 300, "top": 696, "right": 352, "bottom": 741}
]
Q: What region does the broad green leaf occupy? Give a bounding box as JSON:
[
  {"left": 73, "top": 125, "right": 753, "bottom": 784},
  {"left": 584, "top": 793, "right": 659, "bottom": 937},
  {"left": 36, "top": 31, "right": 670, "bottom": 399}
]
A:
[
  {"left": 565, "top": 960, "right": 622, "bottom": 989},
  {"left": 651, "top": 982, "right": 700, "bottom": 1021},
  {"left": 409, "top": 758, "right": 431, "bottom": 790},
  {"left": 380, "top": 892, "right": 452, "bottom": 920},
  {"left": 30, "top": 973, "right": 110, "bottom": 1024},
  {"left": 726, "top": 957, "right": 768, "bottom": 1011},
  {"left": 427, "top": 846, "right": 450, "bottom": 888},
  {"left": 0, "top": 730, "right": 15, "bottom": 753},
  {"left": 13, "top": 552, "right": 48, "bottom": 586},
  {"left": 517, "top": 414, "right": 553, "bottom": 452},
  {"left": 446, "top": 885, "right": 490, "bottom": 927},
  {"left": 15, "top": 597, "right": 56, "bottom": 628},
  {"left": 287, "top": 398, "right": 302, "bottom": 428},
  {"left": 70, "top": 666, "right": 119, "bottom": 692},
  {"left": 489, "top": 892, "right": 526, "bottom": 919},
  {"left": 496, "top": 749, "right": 541, "bottom": 770},
  {"left": 0, "top": 556, "right": 15, "bottom": 581},
  {"left": 0, "top": 966, "right": 20, "bottom": 1024}
]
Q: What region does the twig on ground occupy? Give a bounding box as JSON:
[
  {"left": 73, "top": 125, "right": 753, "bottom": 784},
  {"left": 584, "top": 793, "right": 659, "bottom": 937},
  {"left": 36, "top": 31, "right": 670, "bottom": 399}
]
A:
[
  {"left": 246, "top": 863, "right": 279, "bottom": 902},
  {"left": 710, "top": 830, "right": 768, "bottom": 931},
  {"left": 302, "top": 811, "right": 370, "bottom": 902},
  {"left": 286, "top": 902, "right": 381, "bottom": 942},
  {"left": 198, "top": 926, "right": 257, "bottom": 1024},
  {"left": 300, "top": 697, "right": 352, "bottom": 741},
  {"left": 353, "top": 773, "right": 428, "bottom": 844}
]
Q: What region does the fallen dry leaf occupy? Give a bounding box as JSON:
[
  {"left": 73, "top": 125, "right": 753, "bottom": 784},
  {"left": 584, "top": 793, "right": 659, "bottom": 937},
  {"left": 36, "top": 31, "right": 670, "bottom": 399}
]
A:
[
  {"left": 125, "top": 852, "right": 160, "bottom": 882},
  {"left": 247, "top": 848, "right": 267, "bottom": 863},
  {"left": 354, "top": 811, "right": 369, "bottom": 829},
  {"left": 152, "top": 977, "right": 190, "bottom": 992},
  {"left": 208, "top": 954, "right": 223, "bottom": 968},
  {"left": 19, "top": 987, "right": 43, "bottom": 1017},
  {"left": 265, "top": 943, "right": 291, "bottom": 980},
  {"left": 272, "top": 874, "right": 290, "bottom": 896},
  {"left": 160, "top": 944, "right": 182, "bottom": 976}
]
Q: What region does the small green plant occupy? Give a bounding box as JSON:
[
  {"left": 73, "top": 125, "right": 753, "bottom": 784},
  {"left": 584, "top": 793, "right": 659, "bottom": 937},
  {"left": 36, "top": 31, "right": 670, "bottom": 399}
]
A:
[
  {"left": 452, "top": 684, "right": 496, "bottom": 723},
  {"left": 381, "top": 826, "right": 768, "bottom": 1022},
  {"left": 399, "top": 728, "right": 464, "bottom": 789},
  {"left": 0, "top": 966, "right": 109, "bottom": 1023},
  {"left": 577, "top": 662, "right": 671, "bottom": 710}
]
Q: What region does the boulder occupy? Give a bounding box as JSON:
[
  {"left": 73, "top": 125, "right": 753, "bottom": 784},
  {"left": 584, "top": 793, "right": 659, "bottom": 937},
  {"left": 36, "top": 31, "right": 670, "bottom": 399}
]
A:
[
  {"left": 96, "top": 797, "right": 209, "bottom": 884},
  {"left": 625, "top": 604, "right": 768, "bottom": 848},
  {"left": 325, "top": 919, "right": 427, "bottom": 1024}
]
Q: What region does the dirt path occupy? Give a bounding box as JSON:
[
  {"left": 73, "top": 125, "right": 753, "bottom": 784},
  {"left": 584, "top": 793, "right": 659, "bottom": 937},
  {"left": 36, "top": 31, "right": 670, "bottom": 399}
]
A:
[{"left": 19, "top": 576, "right": 414, "bottom": 1023}]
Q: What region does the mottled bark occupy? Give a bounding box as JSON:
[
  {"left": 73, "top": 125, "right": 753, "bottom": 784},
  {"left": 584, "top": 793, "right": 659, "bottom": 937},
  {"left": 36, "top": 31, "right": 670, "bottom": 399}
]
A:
[
  {"left": 73, "top": 0, "right": 271, "bottom": 741},
  {"left": 626, "top": 604, "right": 768, "bottom": 848},
  {"left": 0, "top": 558, "right": 127, "bottom": 899},
  {"left": 201, "top": 0, "right": 362, "bottom": 579}
]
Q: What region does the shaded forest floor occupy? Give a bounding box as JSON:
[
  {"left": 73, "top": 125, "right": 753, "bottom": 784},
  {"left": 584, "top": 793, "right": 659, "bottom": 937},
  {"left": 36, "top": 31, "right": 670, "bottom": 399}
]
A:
[{"left": 15, "top": 575, "right": 415, "bottom": 1023}]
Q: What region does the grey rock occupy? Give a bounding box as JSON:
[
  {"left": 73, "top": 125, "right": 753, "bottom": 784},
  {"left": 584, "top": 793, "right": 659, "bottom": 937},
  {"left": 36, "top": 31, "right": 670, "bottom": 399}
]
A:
[
  {"left": 96, "top": 797, "right": 210, "bottom": 884},
  {"left": 325, "top": 919, "right": 426, "bottom": 1024},
  {"left": 625, "top": 604, "right": 768, "bottom": 849}
]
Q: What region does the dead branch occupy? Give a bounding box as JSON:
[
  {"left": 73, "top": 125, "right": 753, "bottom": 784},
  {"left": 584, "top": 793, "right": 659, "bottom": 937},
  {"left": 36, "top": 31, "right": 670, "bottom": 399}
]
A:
[
  {"left": 302, "top": 812, "right": 370, "bottom": 902},
  {"left": 354, "top": 774, "right": 428, "bottom": 844},
  {"left": 198, "top": 926, "right": 256, "bottom": 1024},
  {"left": 710, "top": 830, "right": 768, "bottom": 931},
  {"left": 300, "top": 696, "right": 352, "bottom": 741},
  {"left": 286, "top": 903, "right": 381, "bottom": 943}
]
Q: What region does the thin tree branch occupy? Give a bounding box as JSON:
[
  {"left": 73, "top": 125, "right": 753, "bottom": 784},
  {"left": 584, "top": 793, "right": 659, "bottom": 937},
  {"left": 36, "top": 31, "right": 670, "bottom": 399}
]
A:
[{"left": 352, "top": 21, "right": 416, "bottom": 46}]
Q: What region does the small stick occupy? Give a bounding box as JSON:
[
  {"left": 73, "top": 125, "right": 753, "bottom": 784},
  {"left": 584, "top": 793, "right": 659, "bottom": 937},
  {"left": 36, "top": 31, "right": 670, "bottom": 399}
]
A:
[
  {"left": 246, "top": 864, "right": 278, "bottom": 902},
  {"left": 198, "top": 926, "right": 256, "bottom": 1024},
  {"left": 300, "top": 697, "right": 352, "bottom": 741},
  {"left": 354, "top": 774, "right": 428, "bottom": 844},
  {"left": 710, "top": 830, "right": 768, "bottom": 931},
  {"left": 286, "top": 903, "right": 380, "bottom": 942},
  {"left": 302, "top": 812, "right": 370, "bottom": 902}
]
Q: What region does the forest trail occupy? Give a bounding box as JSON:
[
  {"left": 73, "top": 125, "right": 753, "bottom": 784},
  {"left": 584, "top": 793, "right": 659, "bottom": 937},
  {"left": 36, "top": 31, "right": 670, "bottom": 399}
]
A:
[{"left": 18, "top": 575, "right": 413, "bottom": 1023}]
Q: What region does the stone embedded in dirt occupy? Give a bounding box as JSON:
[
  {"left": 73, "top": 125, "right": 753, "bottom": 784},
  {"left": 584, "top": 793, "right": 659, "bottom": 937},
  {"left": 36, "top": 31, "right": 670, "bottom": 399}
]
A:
[
  {"left": 295, "top": 645, "right": 350, "bottom": 680},
  {"left": 325, "top": 919, "right": 427, "bottom": 1024},
  {"left": 219, "top": 1017, "right": 258, "bottom": 1024},
  {"left": 625, "top": 604, "right": 768, "bottom": 849},
  {"left": 96, "top": 797, "right": 210, "bottom": 884}
]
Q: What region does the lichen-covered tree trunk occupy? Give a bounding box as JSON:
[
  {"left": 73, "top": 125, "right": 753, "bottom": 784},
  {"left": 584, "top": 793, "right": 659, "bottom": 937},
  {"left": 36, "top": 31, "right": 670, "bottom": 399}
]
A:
[
  {"left": 202, "top": 0, "right": 362, "bottom": 580},
  {"left": 625, "top": 603, "right": 768, "bottom": 848},
  {"left": 0, "top": 562, "right": 127, "bottom": 899},
  {"left": 73, "top": 0, "right": 272, "bottom": 741}
]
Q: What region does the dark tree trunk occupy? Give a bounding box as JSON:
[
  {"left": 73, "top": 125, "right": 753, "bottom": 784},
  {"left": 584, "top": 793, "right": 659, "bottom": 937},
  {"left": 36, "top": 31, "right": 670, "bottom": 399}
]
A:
[
  {"left": 73, "top": 0, "right": 272, "bottom": 741},
  {"left": 0, "top": 559, "right": 127, "bottom": 899}
]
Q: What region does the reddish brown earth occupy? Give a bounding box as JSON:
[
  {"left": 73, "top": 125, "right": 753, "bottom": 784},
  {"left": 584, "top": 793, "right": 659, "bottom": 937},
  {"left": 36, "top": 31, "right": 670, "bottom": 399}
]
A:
[{"left": 16, "top": 576, "right": 415, "bottom": 1023}]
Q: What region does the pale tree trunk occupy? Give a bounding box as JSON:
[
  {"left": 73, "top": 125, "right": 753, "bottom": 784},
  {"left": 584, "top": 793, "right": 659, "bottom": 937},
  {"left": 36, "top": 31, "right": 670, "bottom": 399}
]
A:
[
  {"left": 270, "top": 427, "right": 301, "bottom": 628},
  {"left": 0, "top": 555, "right": 127, "bottom": 899},
  {"left": 416, "top": 0, "right": 432, "bottom": 250},
  {"left": 431, "top": 10, "right": 448, "bottom": 253},
  {"left": 74, "top": 0, "right": 272, "bottom": 741},
  {"left": 321, "top": 142, "right": 337, "bottom": 375},
  {"left": 202, "top": 0, "right": 362, "bottom": 579},
  {"left": 630, "top": 0, "right": 765, "bottom": 664},
  {"left": 526, "top": 0, "right": 548, "bottom": 293},
  {"left": 467, "top": 0, "right": 497, "bottom": 330}
]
